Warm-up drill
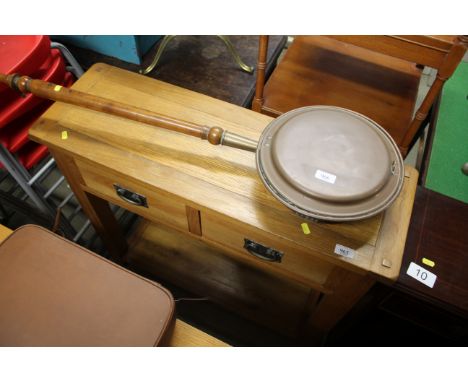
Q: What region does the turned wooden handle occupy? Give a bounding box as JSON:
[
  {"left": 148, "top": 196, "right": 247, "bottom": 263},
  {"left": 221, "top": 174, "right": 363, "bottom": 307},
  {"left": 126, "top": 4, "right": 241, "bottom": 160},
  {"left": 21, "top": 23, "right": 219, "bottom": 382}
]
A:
[{"left": 0, "top": 73, "right": 227, "bottom": 145}]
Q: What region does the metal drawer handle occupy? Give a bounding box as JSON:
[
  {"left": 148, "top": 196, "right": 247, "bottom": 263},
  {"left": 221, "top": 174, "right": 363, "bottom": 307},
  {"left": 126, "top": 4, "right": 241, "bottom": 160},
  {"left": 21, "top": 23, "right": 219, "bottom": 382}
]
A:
[
  {"left": 243, "top": 239, "right": 283, "bottom": 263},
  {"left": 113, "top": 184, "right": 148, "bottom": 208}
]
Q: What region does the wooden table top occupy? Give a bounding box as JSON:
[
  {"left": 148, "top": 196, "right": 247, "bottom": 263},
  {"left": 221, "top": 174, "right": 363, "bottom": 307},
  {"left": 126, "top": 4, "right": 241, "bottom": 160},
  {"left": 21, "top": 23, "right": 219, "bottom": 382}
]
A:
[{"left": 29, "top": 63, "right": 418, "bottom": 280}]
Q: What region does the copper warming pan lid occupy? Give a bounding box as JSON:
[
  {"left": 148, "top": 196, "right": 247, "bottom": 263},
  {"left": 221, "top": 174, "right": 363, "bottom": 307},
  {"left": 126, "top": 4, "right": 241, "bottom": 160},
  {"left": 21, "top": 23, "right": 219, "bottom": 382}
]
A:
[
  {"left": 0, "top": 73, "right": 404, "bottom": 222},
  {"left": 256, "top": 106, "right": 404, "bottom": 222}
]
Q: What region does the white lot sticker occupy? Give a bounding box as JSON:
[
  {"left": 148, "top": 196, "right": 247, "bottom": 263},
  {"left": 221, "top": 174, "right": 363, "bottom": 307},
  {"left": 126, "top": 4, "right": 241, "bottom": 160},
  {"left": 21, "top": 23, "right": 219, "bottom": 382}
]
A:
[
  {"left": 406, "top": 262, "right": 437, "bottom": 288},
  {"left": 334, "top": 244, "right": 355, "bottom": 259},
  {"left": 315, "top": 169, "right": 336, "bottom": 184}
]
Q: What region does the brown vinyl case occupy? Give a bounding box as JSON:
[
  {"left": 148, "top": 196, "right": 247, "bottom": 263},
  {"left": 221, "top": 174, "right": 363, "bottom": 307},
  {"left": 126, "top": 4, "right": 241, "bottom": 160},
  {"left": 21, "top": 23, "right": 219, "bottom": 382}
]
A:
[{"left": 0, "top": 225, "right": 175, "bottom": 346}]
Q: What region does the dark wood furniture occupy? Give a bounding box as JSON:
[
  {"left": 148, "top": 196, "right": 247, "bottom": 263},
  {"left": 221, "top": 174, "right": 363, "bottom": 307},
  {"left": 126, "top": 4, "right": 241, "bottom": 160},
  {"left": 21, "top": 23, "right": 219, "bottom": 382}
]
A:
[
  {"left": 397, "top": 186, "right": 468, "bottom": 317},
  {"left": 372, "top": 186, "right": 468, "bottom": 344},
  {"left": 392, "top": 81, "right": 468, "bottom": 324},
  {"left": 327, "top": 185, "right": 468, "bottom": 345},
  {"left": 253, "top": 35, "right": 468, "bottom": 157},
  {"left": 329, "top": 85, "right": 468, "bottom": 344},
  {"left": 396, "top": 67, "right": 468, "bottom": 318}
]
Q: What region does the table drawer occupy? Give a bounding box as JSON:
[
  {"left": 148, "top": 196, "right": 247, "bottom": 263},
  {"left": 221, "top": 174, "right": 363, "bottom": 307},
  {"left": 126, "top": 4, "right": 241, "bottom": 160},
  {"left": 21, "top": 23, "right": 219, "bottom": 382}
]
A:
[
  {"left": 128, "top": 221, "right": 316, "bottom": 338},
  {"left": 76, "top": 159, "right": 188, "bottom": 231},
  {"left": 201, "top": 211, "right": 336, "bottom": 290}
]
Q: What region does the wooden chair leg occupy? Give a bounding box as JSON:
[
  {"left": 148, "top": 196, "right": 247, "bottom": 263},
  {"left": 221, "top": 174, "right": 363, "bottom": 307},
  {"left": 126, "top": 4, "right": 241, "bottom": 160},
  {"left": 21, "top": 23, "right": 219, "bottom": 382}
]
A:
[
  {"left": 252, "top": 35, "right": 269, "bottom": 113},
  {"left": 51, "top": 149, "right": 128, "bottom": 262},
  {"left": 400, "top": 36, "right": 468, "bottom": 153},
  {"left": 300, "top": 267, "right": 375, "bottom": 344}
]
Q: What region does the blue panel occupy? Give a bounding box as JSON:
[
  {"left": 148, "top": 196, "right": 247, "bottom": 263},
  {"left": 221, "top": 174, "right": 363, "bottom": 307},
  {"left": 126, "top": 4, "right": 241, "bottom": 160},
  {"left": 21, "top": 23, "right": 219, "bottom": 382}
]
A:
[
  {"left": 51, "top": 35, "right": 162, "bottom": 65},
  {"left": 137, "top": 36, "right": 162, "bottom": 57}
]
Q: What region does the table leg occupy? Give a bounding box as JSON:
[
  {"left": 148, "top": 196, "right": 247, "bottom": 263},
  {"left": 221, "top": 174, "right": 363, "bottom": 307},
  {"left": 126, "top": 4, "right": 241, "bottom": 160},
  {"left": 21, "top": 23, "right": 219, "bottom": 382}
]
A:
[
  {"left": 139, "top": 35, "right": 254, "bottom": 76},
  {"left": 301, "top": 267, "right": 375, "bottom": 344},
  {"left": 51, "top": 149, "right": 128, "bottom": 261},
  {"left": 217, "top": 36, "right": 254, "bottom": 73},
  {"left": 139, "top": 35, "right": 177, "bottom": 75}
]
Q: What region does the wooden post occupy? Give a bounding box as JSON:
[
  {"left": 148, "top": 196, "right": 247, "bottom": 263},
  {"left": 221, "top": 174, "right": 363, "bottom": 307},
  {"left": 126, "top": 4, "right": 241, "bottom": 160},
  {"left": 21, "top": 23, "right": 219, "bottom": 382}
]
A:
[
  {"left": 252, "top": 35, "right": 269, "bottom": 113},
  {"left": 51, "top": 149, "right": 128, "bottom": 262},
  {"left": 300, "top": 267, "right": 375, "bottom": 344},
  {"left": 400, "top": 35, "right": 468, "bottom": 153}
]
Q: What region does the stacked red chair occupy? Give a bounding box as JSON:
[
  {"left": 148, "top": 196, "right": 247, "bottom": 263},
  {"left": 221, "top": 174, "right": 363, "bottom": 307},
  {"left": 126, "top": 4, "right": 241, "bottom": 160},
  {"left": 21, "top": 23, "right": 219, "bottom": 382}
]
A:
[{"left": 0, "top": 35, "right": 75, "bottom": 169}]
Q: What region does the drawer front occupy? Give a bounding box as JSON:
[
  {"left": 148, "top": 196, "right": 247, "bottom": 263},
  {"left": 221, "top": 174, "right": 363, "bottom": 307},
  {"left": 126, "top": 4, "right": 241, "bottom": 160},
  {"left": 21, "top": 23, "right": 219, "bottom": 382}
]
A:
[
  {"left": 201, "top": 212, "right": 336, "bottom": 290},
  {"left": 129, "top": 221, "right": 316, "bottom": 338},
  {"left": 76, "top": 159, "right": 188, "bottom": 231}
]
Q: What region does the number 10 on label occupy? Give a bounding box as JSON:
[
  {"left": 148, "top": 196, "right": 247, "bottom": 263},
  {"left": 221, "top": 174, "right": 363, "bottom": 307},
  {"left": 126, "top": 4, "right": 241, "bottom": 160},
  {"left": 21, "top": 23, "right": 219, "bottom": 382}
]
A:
[{"left": 406, "top": 262, "right": 437, "bottom": 288}]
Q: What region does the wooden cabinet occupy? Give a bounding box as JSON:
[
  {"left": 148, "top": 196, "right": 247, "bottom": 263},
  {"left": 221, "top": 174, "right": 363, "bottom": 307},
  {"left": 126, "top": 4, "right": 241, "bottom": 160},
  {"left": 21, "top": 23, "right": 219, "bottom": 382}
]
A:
[{"left": 30, "top": 64, "right": 418, "bottom": 342}]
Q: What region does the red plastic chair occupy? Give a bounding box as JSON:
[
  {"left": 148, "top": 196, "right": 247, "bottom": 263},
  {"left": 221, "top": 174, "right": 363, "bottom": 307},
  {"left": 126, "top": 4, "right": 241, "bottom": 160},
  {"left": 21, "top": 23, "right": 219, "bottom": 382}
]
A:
[
  {"left": 0, "top": 103, "right": 52, "bottom": 152},
  {"left": 0, "top": 70, "right": 75, "bottom": 169},
  {"left": 0, "top": 34, "right": 76, "bottom": 169},
  {"left": 17, "top": 142, "right": 49, "bottom": 169},
  {"left": 0, "top": 49, "right": 66, "bottom": 128},
  {"left": 0, "top": 36, "right": 51, "bottom": 98},
  {"left": 0, "top": 35, "right": 51, "bottom": 75}
]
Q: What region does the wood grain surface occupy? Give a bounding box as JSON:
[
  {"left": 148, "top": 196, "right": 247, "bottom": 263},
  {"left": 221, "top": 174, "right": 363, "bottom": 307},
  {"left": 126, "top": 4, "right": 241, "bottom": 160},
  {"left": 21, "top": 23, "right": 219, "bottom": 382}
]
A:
[
  {"left": 256, "top": 35, "right": 467, "bottom": 156},
  {"left": 29, "top": 63, "right": 418, "bottom": 279},
  {"left": 169, "top": 319, "right": 227, "bottom": 347},
  {"left": 28, "top": 64, "right": 418, "bottom": 339},
  {"left": 261, "top": 35, "right": 421, "bottom": 148},
  {"left": 397, "top": 187, "right": 468, "bottom": 316}
]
